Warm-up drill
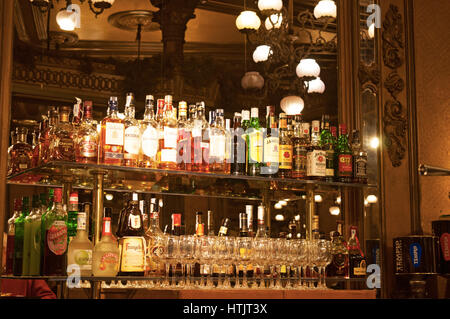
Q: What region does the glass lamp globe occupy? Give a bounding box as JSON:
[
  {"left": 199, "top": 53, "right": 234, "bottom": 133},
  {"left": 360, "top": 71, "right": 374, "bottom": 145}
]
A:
[
  {"left": 241, "top": 71, "right": 265, "bottom": 90},
  {"left": 236, "top": 11, "right": 261, "bottom": 31},
  {"left": 280, "top": 96, "right": 304, "bottom": 115},
  {"left": 307, "top": 77, "right": 326, "bottom": 94},
  {"left": 258, "top": 0, "right": 283, "bottom": 13},
  {"left": 253, "top": 45, "right": 272, "bottom": 63},
  {"left": 56, "top": 9, "right": 77, "bottom": 31},
  {"left": 265, "top": 14, "right": 283, "bottom": 30},
  {"left": 329, "top": 206, "right": 340, "bottom": 216},
  {"left": 296, "top": 58, "right": 321, "bottom": 78},
  {"left": 314, "top": 0, "right": 337, "bottom": 19}
]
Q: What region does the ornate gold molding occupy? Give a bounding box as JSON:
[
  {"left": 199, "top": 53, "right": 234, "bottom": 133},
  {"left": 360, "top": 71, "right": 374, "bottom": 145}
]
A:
[{"left": 382, "top": 4, "right": 407, "bottom": 167}]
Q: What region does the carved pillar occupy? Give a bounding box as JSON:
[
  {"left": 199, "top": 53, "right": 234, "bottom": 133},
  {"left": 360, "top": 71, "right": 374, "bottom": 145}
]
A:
[
  {"left": 151, "top": 0, "right": 200, "bottom": 97},
  {"left": 0, "top": 0, "right": 14, "bottom": 267}
]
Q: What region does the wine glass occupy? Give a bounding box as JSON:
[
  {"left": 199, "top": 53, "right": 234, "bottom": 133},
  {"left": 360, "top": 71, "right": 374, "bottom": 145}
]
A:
[
  {"left": 222, "top": 236, "right": 236, "bottom": 289},
  {"left": 316, "top": 239, "right": 332, "bottom": 289},
  {"left": 236, "top": 236, "right": 252, "bottom": 288},
  {"left": 297, "top": 239, "right": 308, "bottom": 289},
  {"left": 216, "top": 236, "right": 229, "bottom": 288},
  {"left": 179, "top": 235, "right": 195, "bottom": 288},
  {"left": 162, "top": 235, "right": 178, "bottom": 287}
]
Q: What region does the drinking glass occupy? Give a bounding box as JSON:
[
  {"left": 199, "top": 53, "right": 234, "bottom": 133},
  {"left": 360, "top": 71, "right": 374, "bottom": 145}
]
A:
[
  {"left": 316, "top": 239, "right": 332, "bottom": 289},
  {"left": 297, "top": 239, "right": 308, "bottom": 289},
  {"left": 236, "top": 236, "right": 252, "bottom": 288},
  {"left": 162, "top": 235, "right": 179, "bottom": 287},
  {"left": 179, "top": 235, "right": 195, "bottom": 288},
  {"left": 223, "top": 236, "right": 236, "bottom": 289}
]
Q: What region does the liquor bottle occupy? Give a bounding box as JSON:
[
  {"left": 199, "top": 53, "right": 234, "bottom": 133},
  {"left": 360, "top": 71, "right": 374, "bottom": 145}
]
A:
[
  {"left": 6, "top": 199, "right": 22, "bottom": 275},
  {"left": 247, "top": 108, "right": 263, "bottom": 176},
  {"left": 75, "top": 101, "right": 99, "bottom": 164},
  {"left": 262, "top": 106, "right": 279, "bottom": 176},
  {"left": 246, "top": 205, "right": 254, "bottom": 237},
  {"left": 255, "top": 206, "right": 267, "bottom": 238},
  {"left": 337, "top": 124, "right": 353, "bottom": 183},
  {"left": 326, "top": 222, "right": 349, "bottom": 281},
  {"left": 351, "top": 130, "right": 368, "bottom": 184},
  {"left": 231, "top": 113, "right": 246, "bottom": 175},
  {"left": 218, "top": 218, "right": 231, "bottom": 237},
  {"left": 31, "top": 128, "right": 40, "bottom": 167},
  {"left": 118, "top": 193, "right": 146, "bottom": 276},
  {"left": 195, "top": 211, "right": 203, "bottom": 235},
  {"left": 207, "top": 210, "right": 215, "bottom": 236},
  {"left": 171, "top": 213, "right": 182, "bottom": 236},
  {"left": 239, "top": 213, "right": 249, "bottom": 237},
  {"left": 100, "top": 97, "right": 125, "bottom": 165},
  {"left": 307, "top": 120, "right": 326, "bottom": 179},
  {"left": 177, "top": 101, "right": 190, "bottom": 171},
  {"left": 92, "top": 215, "right": 120, "bottom": 277},
  {"left": 40, "top": 188, "right": 53, "bottom": 273},
  {"left": 292, "top": 116, "right": 308, "bottom": 179},
  {"left": 347, "top": 226, "right": 366, "bottom": 278},
  {"left": 158, "top": 95, "right": 178, "bottom": 170},
  {"left": 278, "top": 113, "right": 293, "bottom": 178},
  {"left": 320, "top": 115, "right": 335, "bottom": 182},
  {"left": 192, "top": 102, "right": 210, "bottom": 172},
  {"left": 39, "top": 109, "right": 58, "bottom": 165},
  {"left": 43, "top": 188, "right": 68, "bottom": 276},
  {"left": 144, "top": 198, "right": 165, "bottom": 277},
  {"left": 23, "top": 195, "right": 41, "bottom": 275},
  {"left": 7, "top": 127, "right": 33, "bottom": 175},
  {"left": 72, "top": 98, "right": 83, "bottom": 130},
  {"left": 187, "top": 104, "right": 197, "bottom": 171},
  {"left": 67, "top": 204, "right": 94, "bottom": 276},
  {"left": 209, "top": 110, "right": 216, "bottom": 127},
  {"left": 13, "top": 197, "right": 29, "bottom": 276},
  {"left": 286, "top": 115, "right": 294, "bottom": 139},
  {"left": 140, "top": 95, "right": 158, "bottom": 168},
  {"left": 241, "top": 110, "right": 251, "bottom": 174},
  {"left": 49, "top": 106, "right": 75, "bottom": 162},
  {"left": 116, "top": 193, "right": 130, "bottom": 238},
  {"left": 209, "top": 108, "right": 227, "bottom": 172},
  {"left": 123, "top": 93, "right": 141, "bottom": 167},
  {"left": 312, "top": 215, "right": 320, "bottom": 240},
  {"left": 224, "top": 118, "right": 232, "bottom": 174},
  {"left": 67, "top": 192, "right": 79, "bottom": 243}
]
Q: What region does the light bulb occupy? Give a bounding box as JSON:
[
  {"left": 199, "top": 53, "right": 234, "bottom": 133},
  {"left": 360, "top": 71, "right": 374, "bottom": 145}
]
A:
[
  {"left": 366, "top": 195, "right": 378, "bottom": 204},
  {"left": 265, "top": 14, "right": 283, "bottom": 30},
  {"left": 279, "top": 200, "right": 288, "bottom": 206},
  {"left": 370, "top": 137, "right": 380, "bottom": 149},
  {"left": 329, "top": 206, "right": 340, "bottom": 216},
  {"left": 280, "top": 96, "right": 304, "bottom": 115},
  {"left": 314, "top": 195, "right": 323, "bottom": 203},
  {"left": 274, "top": 203, "right": 283, "bottom": 210},
  {"left": 314, "top": 0, "right": 337, "bottom": 19},
  {"left": 275, "top": 214, "right": 285, "bottom": 221},
  {"left": 236, "top": 11, "right": 261, "bottom": 31},
  {"left": 296, "top": 59, "right": 321, "bottom": 78},
  {"left": 56, "top": 9, "right": 77, "bottom": 31},
  {"left": 253, "top": 45, "right": 272, "bottom": 63}
]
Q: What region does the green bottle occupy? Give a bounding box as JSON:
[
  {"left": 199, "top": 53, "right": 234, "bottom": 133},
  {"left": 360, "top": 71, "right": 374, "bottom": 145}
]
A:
[
  {"left": 13, "top": 196, "right": 30, "bottom": 276},
  {"left": 320, "top": 115, "right": 335, "bottom": 182},
  {"left": 337, "top": 124, "right": 353, "bottom": 183},
  {"left": 241, "top": 110, "right": 251, "bottom": 174},
  {"left": 247, "top": 108, "right": 263, "bottom": 176},
  {"left": 67, "top": 192, "right": 79, "bottom": 243},
  {"left": 40, "top": 188, "right": 54, "bottom": 274},
  {"left": 27, "top": 194, "right": 44, "bottom": 276},
  {"left": 23, "top": 195, "right": 40, "bottom": 275}
]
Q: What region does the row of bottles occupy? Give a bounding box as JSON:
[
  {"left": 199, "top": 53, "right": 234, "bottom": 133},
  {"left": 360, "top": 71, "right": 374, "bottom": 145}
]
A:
[{"left": 8, "top": 94, "right": 368, "bottom": 184}]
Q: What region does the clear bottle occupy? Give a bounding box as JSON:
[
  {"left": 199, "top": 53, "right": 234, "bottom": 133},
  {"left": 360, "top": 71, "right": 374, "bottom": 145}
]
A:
[
  {"left": 224, "top": 118, "right": 232, "bottom": 174},
  {"left": 192, "top": 102, "right": 210, "bottom": 172},
  {"left": 49, "top": 106, "right": 75, "bottom": 162},
  {"left": 92, "top": 214, "right": 120, "bottom": 277},
  {"left": 255, "top": 205, "right": 268, "bottom": 238},
  {"left": 140, "top": 95, "right": 158, "bottom": 168},
  {"left": 307, "top": 120, "right": 326, "bottom": 179},
  {"left": 100, "top": 97, "right": 125, "bottom": 165},
  {"left": 40, "top": 108, "right": 59, "bottom": 165},
  {"left": 246, "top": 205, "right": 254, "bottom": 237},
  {"left": 158, "top": 95, "right": 178, "bottom": 170},
  {"left": 207, "top": 210, "right": 215, "bottom": 236},
  {"left": 278, "top": 113, "right": 293, "bottom": 178},
  {"left": 75, "top": 101, "right": 99, "bottom": 164},
  {"left": 262, "top": 106, "right": 279, "bottom": 176},
  {"left": 144, "top": 198, "right": 165, "bottom": 277},
  {"left": 176, "top": 101, "right": 190, "bottom": 171},
  {"left": 43, "top": 188, "right": 68, "bottom": 276},
  {"left": 247, "top": 108, "right": 263, "bottom": 176},
  {"left": 8, "top": 127, "right": 33, "bottom": 175},
  {"left": 13, "top": 197, "right": 30, "bottom": 276},
  {"left": 23, "top": 195, "right": 41, "bottom": 276},
  {"left": 241, "top": 110, "right": 251, "bottom": 174},
  {"left": 187, "top": 104, "right": 197, "bottom": 171},
  {"left": 5, "top": 199, "right": 21, "bottom": 275},
  {"left": 123, "top": 93, "right": 141, "bottom": 167},
  {"left": 209, "top": 108, "right": 227, "bottom": 173}
]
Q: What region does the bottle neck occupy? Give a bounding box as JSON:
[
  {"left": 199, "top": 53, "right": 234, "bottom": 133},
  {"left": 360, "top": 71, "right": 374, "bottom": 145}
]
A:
[
  {"left": 102, "top": 218, "right": 112, "bottom": 237},
  {"left": 144, "top": 105, "right": 155, "bottom": 121}
]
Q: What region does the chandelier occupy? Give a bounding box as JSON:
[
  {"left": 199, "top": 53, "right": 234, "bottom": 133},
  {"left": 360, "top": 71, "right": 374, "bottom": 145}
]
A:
[
  {"left": 30, "top": 0, "right": 115, "bottom": 17},
  {"left": 236, "top": 0, "right": 337, "bottom": 114}
]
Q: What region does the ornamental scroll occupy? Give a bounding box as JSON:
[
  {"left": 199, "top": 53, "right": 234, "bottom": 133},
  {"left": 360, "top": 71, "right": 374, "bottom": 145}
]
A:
[{"left": 382, "top": 4, "right": 407, "bottom": 168}]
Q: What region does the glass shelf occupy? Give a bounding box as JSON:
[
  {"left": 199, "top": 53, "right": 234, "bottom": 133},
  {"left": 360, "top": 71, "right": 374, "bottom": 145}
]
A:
[{"left": 6, "top": 162, "right": 377, "bottom": 200}]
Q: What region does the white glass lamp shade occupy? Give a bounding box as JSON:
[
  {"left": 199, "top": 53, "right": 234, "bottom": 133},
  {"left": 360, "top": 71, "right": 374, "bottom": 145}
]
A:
[
  {"left": 56, "top": 9, "right": 77, "bottom": 31},
  {"left": 280, "top": 96, "right": 304, "bottom": 115},
  {"left": 236, "top": 11, "right": 261, "bottom": 31},
  {"left": 258, "top": 0, "right": 283, "bottom": 12},
  {"left": 307, "top": 77, "right": 326, "bottom": 94},
  {"left": 253, "top": 45, "right": 272, "bottom": 63},
  {"left": 314, "top": 0, "right": 337, "bottom": 19},
  {"left": 241, "top": 71, "right": 265, "bottom": 90},
  {"left": 366, "top": 195, "right": 378, "bottom": 204},
  {"left": 368, "top": 22, "right": 375, "bottom": 39},
  {"left": 296, "top": 58, "right": 321, "bottom": 78},
  {"left": 92, "top": 0, "right": 115, "bottom": 8},
  {"left": 265, "top": 14, "right": 283, "bottom": 30},
  {"left": 329, "top": 206, "right": 340, "bottom": 216}
]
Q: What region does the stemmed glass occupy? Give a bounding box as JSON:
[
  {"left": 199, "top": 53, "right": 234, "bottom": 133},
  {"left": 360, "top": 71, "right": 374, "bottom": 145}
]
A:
[
  {"left": 288, "top": 239, "right": 301, "bottom": 289},
  {"left": 197, "top": 236, "right": 213, "bottom": 288},
  {"left": 308, "top": 240, "right": 320, "bottom": 288},
  {"left": 253, "top": 237, "right": 268, "bottom": 289},
  {"left": 222, "top": 236, "right": 235, "bottom": 289},
  {"left": 297, "top": 239, "right": 309, "bottom": 289},
  {"left": 179, "top": 235, "right": 195, "bottom": 288},
  {"left": 316, "top": 239, "right": 332, "bottom": 289},
  {"left": 236, "top": 236, "right": 252, "bottom": 288},
  {"left": 162, "top": 235, "right": 179, "bottom": 287},
  {"left": 216, "top": 236, "right": 229, "bottom": 288}
]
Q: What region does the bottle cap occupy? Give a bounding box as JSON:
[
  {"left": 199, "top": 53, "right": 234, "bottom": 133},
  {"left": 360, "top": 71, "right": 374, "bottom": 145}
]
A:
[
  {"left": 257, "top": 205, "right": 265, "bottom": 222},
  {"left": 109, "top": 97, "right": 118, "bottom": 111},
  {"left": 172, "top": 213, "right": 181, "bottom": 226},
  {"left": 69, "top": 192, "right": 78, "bottom": 204},
  {"left": 132, "top": 193, "right": 138, "bottom": 202},
  {"left": 164, "top": 95, "right": 173, "bottom": 104},
  {"left": 146, "top": 95, "right": 154, "bottom": 101}
]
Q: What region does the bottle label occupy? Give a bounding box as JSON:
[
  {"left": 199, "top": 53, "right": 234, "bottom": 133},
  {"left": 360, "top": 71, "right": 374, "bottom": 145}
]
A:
[
  {"left": 293, "top": 145, "right": 307, "bottom": 176},
  {"left": 338, "top": 154, "right": 353, "bottom": 176},
  {"left": 201, "top": 142, "right": 209, "bottom": 149},
  {"left": 130, "top": 215, "right": 141, "bottom": 229},
  {"left": 119, "top": 237, "right": 146, "bottom": 272},
  {"left": 163, "top": 127, "right": 178, "bottom": 149},
  {"left": 219, "top": 226, "right": 228, "bottom": 235},
  {"left": 47, "top": 221, "right": 67, "bottom": 256},
  {"left": 353, "top": 260, "right": 367, "bottom": 276},
  {"left": 73, "top": 249, "right": 92, "bottom": 270},
  {"left": 124, "top": 126, "right": 141, "bottom": 155},
  {"left": 326, "top": 150, "right": 335, "bottom": 177},
  {"left": 263, "top": 137, "right": 279, "bottom": 164},
  {"left": 210, "top": 135, "right": 226, "bottom": 159},
  {"left": 151, "top": 244, "right": 164, "bottom": 258},
  {"left": 279, "top": 144, "right": 293, "bottom": 169},
  {"left": 161, "top": 149, "right": 177, "bottom": 163},
  {"left": 249, "top": 130, "right": 263, "bottom": 163},
  {"left": 142, "top": 126, "right": 158, "bottom": 157},
  {"left": 77, "top": 213, "right": 86, "bottom": 231},
  {"left": 103, "top": 221, "right": 111, "bottom": 235},
  {"left": 192, "top": 123, "right": 202, "bottom": 138},
  {"left": 440, "top": 233, "right": 450, "bottom": 261},
  {"left": 79, "top": 138, "right": 97, "bottom": 158},
  {"left": 409, "top": 243, "right": 422, "bottom": 268},
  {"left": 105, "top": 122, "right": 124, "bottom": 146},
  {"left": 307, "top": 150, "right": 326, "bottom": 176},
  {"left": 355, "top": 157, "right": 368, "bottom": 177},
  {"left": 99, "top": 252, "right": 119, "bottom": 271}
]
